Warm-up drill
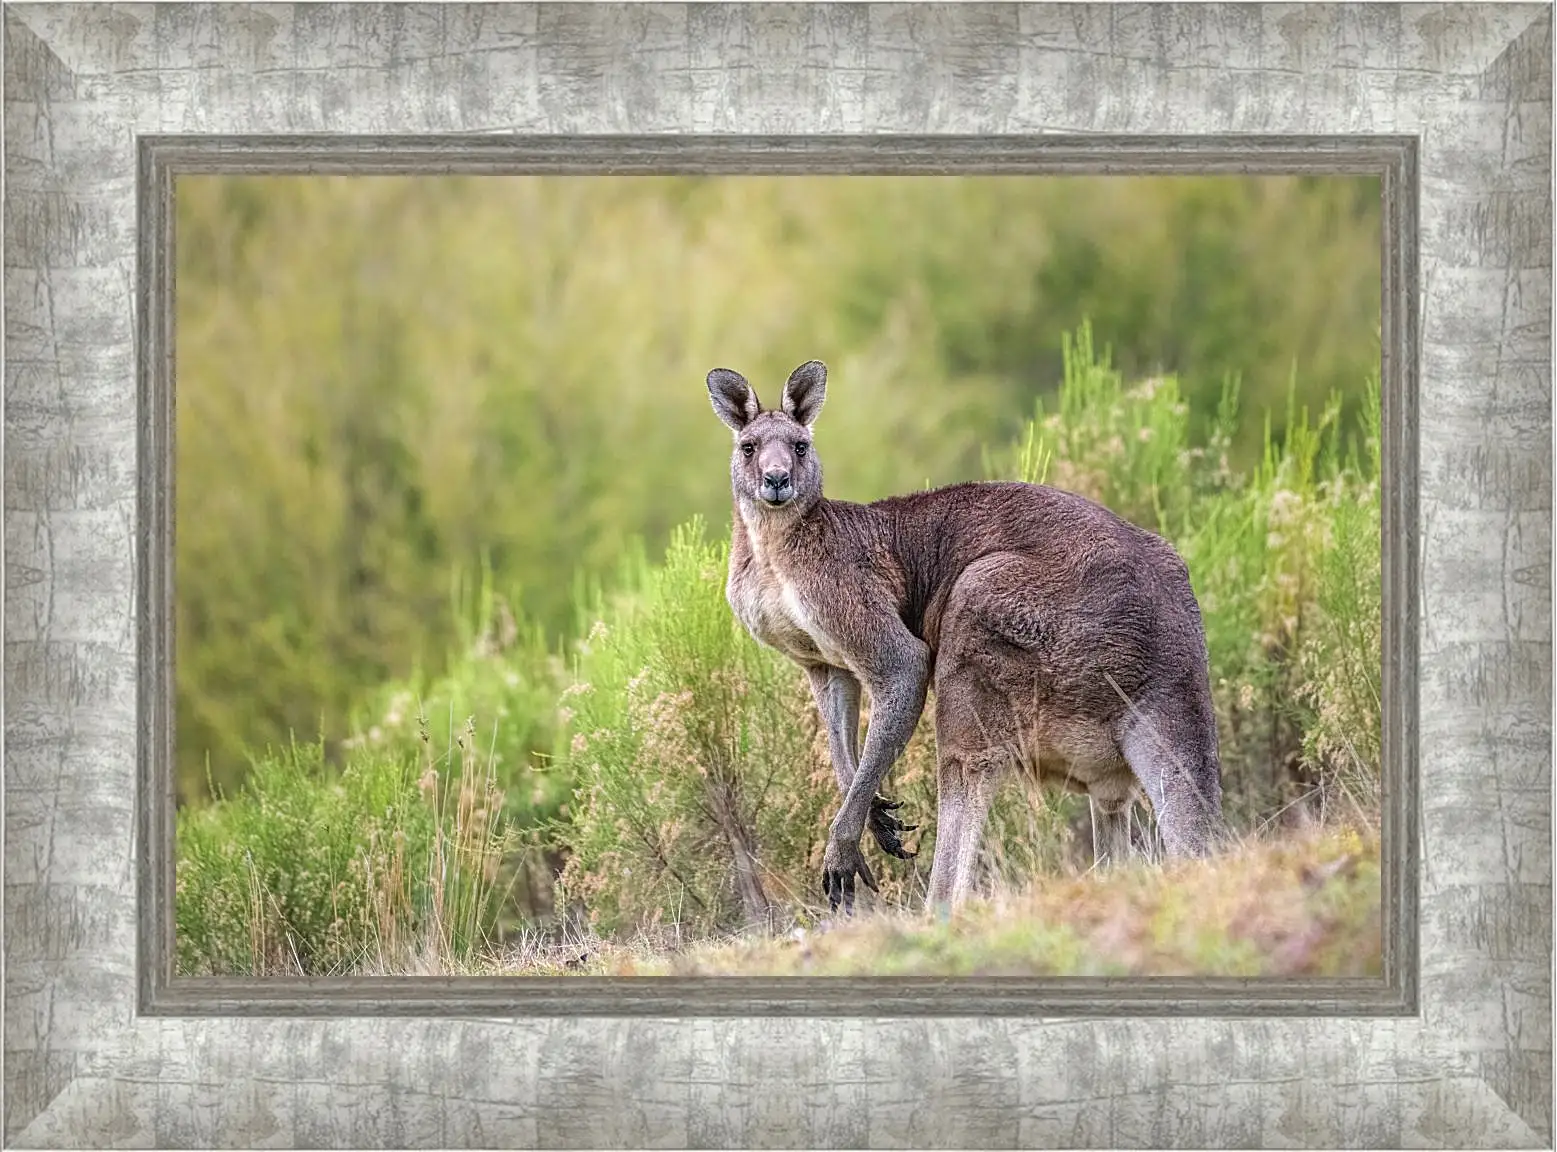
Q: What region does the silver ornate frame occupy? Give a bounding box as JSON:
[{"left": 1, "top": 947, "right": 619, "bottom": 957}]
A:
[{"left": 5, "top": 3, "right": 1551, "bottom": 1147}]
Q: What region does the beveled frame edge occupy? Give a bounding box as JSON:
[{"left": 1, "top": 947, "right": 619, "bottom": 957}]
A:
[{"left": 138, "top": 133, "right": 1417, "bottom": 1019}]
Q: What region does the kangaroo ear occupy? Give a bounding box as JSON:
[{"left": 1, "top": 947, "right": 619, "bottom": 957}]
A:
[
  {"left": 782, "top": 360, "right": 827, "bottom": 428},
  {"left": 707, "top": 368, "right": 761, "bottom": 433}
]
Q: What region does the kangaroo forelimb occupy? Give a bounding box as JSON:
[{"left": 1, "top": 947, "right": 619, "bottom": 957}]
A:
[
  {"left": 822, "top": 646, "right": 929, "bottom": 911},
  {"left": 805, "top": 664, "right": 862, "bottom": 795}
]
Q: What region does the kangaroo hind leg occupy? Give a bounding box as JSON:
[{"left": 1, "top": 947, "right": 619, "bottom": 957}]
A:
[
  {"left": 926, "top": 749, "right": 1006, "bottom": 910},
  {"left": 1089, "top": 799, "right": 1134, "bottom": 869},
  {"left": 926, "top": 553, "right": 1039, "bottom": 911},
  {"left": 1086, "top": 766, "right": 1143, "bottom": 869},
  {"left": 926, "top": 672, "right": 1015, "bottom": 911},
  {"left": 1118, "top": 698, "right": 1226, "bottom": 859}
]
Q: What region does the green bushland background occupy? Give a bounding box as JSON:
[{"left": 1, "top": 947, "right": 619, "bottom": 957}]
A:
[{"left": 174, "top": 174, "right": 1383, "bottom": 976}]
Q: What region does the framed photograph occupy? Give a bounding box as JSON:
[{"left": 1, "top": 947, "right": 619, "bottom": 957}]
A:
[{"left": 5, "top": 2, "right": 1550, "bottom": 1147}]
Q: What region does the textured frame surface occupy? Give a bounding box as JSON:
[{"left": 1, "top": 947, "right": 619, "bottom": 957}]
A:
[
  {"left": 139, "top": 132, "right": 1419, "bottom": 1022},
  {"left": 5, "top": 2, "right": 1551, "bottom": 1147}
]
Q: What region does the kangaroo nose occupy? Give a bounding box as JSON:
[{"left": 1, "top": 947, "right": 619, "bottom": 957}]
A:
[{"left": 763, "top": 469, "right": 791, "bottom": 489}]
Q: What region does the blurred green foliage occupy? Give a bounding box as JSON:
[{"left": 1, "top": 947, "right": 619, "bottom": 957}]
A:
[{"left": 175, "top": 173, "right": 1379, "bottom": 801}]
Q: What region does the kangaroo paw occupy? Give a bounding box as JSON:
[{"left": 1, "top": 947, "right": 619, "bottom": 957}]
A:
[
  {"left": 821, "top": 836, "right": 878, "bottom": 914},
  {"left": 868, "top": 794, "right": 918, "bottom": 859}
]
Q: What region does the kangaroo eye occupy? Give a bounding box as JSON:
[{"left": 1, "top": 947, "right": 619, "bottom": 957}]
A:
[
  {"left": 740, "top": 443, "right": 756, "bottom": 459},
  {"left": 795, "top": 441, "right": 809, "bottom": 456}
]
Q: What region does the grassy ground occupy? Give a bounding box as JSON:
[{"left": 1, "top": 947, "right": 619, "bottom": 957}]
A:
[{"left": 481, "top": 823, "right": 1380, "bottom": 978}]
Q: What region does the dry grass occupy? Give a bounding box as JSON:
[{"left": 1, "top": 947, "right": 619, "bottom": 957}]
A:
[{"left": 477, "top": 822, "right": 1380, "bottom": 978}]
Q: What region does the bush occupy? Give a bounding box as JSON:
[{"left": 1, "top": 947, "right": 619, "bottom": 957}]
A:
[
  {"left": 175, "top": 718, "right": 515, "bottom": 976},
  {"left": 1293, "top": 377, "right": 1384, "bottom": 811},
  {"left": 551, "top": 521, "right": 832, "bottom": 939}
]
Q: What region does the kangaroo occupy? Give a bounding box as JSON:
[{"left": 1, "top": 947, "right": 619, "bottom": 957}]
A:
[{"left": 707, "top": 360, "right": 1227, "bottom": 913}]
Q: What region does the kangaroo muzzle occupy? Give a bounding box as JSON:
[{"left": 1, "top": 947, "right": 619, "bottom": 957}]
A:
[{"left": 761, "top": 468, "right": 794, "bottom": 505}]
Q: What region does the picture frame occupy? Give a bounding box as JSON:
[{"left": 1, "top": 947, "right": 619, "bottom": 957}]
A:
[{"left": 5, "top": 2, "right": 1550, "bottom": 1146}]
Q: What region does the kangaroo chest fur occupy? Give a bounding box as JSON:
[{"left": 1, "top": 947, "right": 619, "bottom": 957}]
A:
[{"left": 728, "top": 510, "right": 850, "bottom": 668}]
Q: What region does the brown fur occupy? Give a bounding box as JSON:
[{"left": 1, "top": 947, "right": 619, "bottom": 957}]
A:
[{"left": 708, "top": 361, "right": 1227, "bottom": 912}]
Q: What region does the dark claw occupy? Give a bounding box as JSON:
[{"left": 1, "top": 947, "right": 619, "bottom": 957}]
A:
[
  {"left": 822, "top": 840, "right": 878, "bottom": 914},
  {"left": 868, "top": 794, "right": 919, "bottom": 859},
  {"left": 873, "top": 809, "right": 906, "bottom": 831},
  {"left": 823, "top": 869, "right": 856, "bottom": 915}
]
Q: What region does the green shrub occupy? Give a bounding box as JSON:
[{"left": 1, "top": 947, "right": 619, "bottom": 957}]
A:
[
  {"left": 348, "top": 570, "right": 569, "bottom": 816},
  {"left": 1293, "top": 378, "right": 1384, "bottom": 811},
  {"left": 552, "top": 521, "right": 832, "bottom": 938},
  {"left": 175, "top": 718, "right": 515, "bottom": 976}
]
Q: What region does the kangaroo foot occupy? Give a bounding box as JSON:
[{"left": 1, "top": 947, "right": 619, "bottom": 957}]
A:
[
  {"left": 821, "top": 835, "right": 878, "bottom": 914},
  {"left": 868, "top": 794, "right": 918, "bottom": 859}
]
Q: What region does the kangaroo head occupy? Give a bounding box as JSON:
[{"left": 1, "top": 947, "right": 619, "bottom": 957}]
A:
[{"left": 706, "top": 360, "right": 827, "bottom": 513}]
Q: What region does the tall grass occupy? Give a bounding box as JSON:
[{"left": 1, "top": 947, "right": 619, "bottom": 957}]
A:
[{"left": 177, "top": 716, "right": 517, "bottom": 976}]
